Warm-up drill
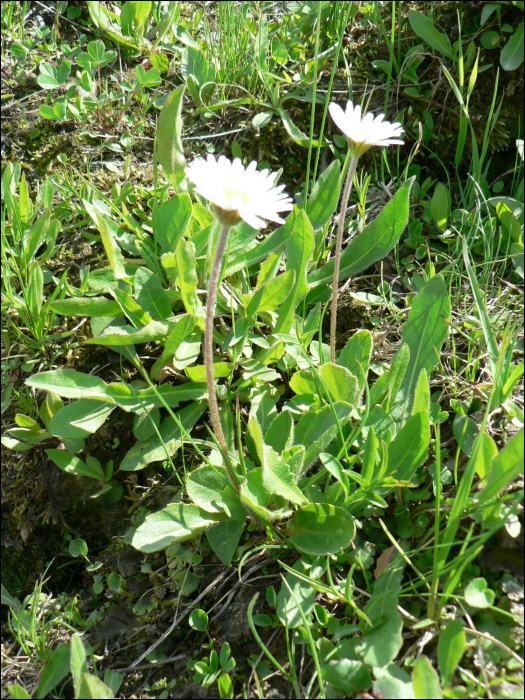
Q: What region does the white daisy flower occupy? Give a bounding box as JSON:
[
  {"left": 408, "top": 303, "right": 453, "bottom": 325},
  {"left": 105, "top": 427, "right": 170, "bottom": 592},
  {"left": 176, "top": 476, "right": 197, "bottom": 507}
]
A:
[
  {"left": 186, "top": 155, "right": 293, "bottom": 230},
  {"left": 329, "top": 101, "right": 404, "bottom": 157}
]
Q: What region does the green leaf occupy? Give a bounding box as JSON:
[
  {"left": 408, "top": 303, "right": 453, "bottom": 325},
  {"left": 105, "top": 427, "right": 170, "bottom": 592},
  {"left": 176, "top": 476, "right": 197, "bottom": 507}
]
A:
[
  {"left": 156, "top": 194, "right": 192, "bottom": 253},
  {"left": 477, "top": 428, "right": 524, "bottom": 504},
  {"left": 84, "top": 320, "right": 169, "bottom": 346},
  {"left": 157, "top": 86, "right": 187, "bottom": 192},
  {"left": 111, "top": 287, "right": 153, "bottom": 328},
  {"left": 308, "top": 177, "right": 414, "bottom": 288},
  {"left": 412, "top": 369, "right": 430, "bottom": 415},
  {"left": 150, "top": 314, "right": 195, "bottom": 377},
  {"left": 320, "top": 363, "right": 359, "bottom": 404},
  {"left": 132, "top": 504, "right": 224, "bottom": 552},
  {"left": 265, "top": 410, "right": 294, "bottom": 454},
  {"left": 25, "top": 210, "right": 51, "bottom": 268},
  {"left": 49, "top": 297, "right": 122, "bottom": 317},
  {"left": 358, "top": 553, "right": 405, "bottom": 667},
  {"left": 94, "top": 211, "right": 127, "bottom": 280},
  {"left": 36, "top": 643, "right": 71, "bottom": 699},
  {"left": 374, "top": 663, "right": 415, "bottom": 700},
  {"left": 185, "top": 363, "right": 232, "bottom": 382},
  {"left": 76, "top": 673, "right": 115, "bottom": 699},
  {"left": 49, "top": 399, "right": 115, "bottom": 439},
  {"left": 239, "top": 468, "right": 291, "bottom": 523},
  {"left": 133, "top": 406, "right": 160, "bottom": 442},
  {"left": 500, "top": 22, "right": 524, "bottom": 71},
  {"left": 338, "top": 330, "right": 372, "bottom": 392},
  {"left": 392, "top": 275, "right": 450, "bottom": 421},
  {"left": 277, "top": 559, "right": 316, "bottom": 628},
  {"left": 134, "top": 267, "right": 173, "bottom": 322},
  {"left": 249, "top": 270, "right": 295, "bottom": 314},
  {"left": 289, "top": 369, "right": 318, "bottom": 396},
  {"left": 70, "top": 633, "right": 88, "bottom": 685},
  {"left": 27, "top": 262, "right": 43, "bottom": 320},
  {"left": 438, "top": 619, "right": 465, "bottom": 689},
  {"left": 120, "top": 401, "right": 206, "bottom": 470},
  {"left": 26, "top": 369, "right": 206, "bottom": 412},
  {"left": 277, "top": 106, "right": 320, "bottom": 147},
  {"left": 249, "top": 417, "right": 308, "bottom": 505},
  {"left": 464, "top": 577, "right": 495, "bottom": 608},
  {"left": 176, "top": 238, "right": 201, "bottom": 318},
  {"left": 288, "top": 504, "right": 356, "bottom": 555},
  {"left": 7, "top": 685, "right": 31, "bottom": 698},
  {"left": 388, "top": 411, "right": 430, "bottom": 482},
  {"left": 430, "top": 183, "right": 450, "bottom": 231},
  {"left": 412, "top": 656, "right": 442, "bottom": 700},
  {"left": 206, "top": 519, "right": 245, "bottom": 566},
  {"left": 274, "top": 210, "right": 314, "bottom": 334},
  {"left": 409, "top": 10, "right": 453, "bottom": 59},
  {"left": 305, "top": 160, "right": 341, "bottom": 231},
  {"left": 322, "top": 660, "right": 372, "bottom": 695},
  {"left": 186, "top": 465, "right": 246, "bottom": 519},
  {"left": 295, "top": 402, "right": 353, "bottom": 469},
  {"left": 46, "top": 449, "right": 105, "bottom": 480}
]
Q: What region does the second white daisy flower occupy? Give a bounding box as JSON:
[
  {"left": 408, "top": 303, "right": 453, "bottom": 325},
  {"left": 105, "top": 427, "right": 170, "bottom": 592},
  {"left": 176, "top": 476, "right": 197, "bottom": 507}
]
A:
[{"left": 329, "top": 101, "right": 404, "bottom": 157}]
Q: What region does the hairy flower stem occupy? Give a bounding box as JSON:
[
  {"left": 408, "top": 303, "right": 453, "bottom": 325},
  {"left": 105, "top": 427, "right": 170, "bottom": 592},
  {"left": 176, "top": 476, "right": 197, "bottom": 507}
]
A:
[
  {"left": 330, "top": 154, "right": 359, "bottom": 364},
  {"left": 205, "top": 222, "right": 238, "bottom": 491}
]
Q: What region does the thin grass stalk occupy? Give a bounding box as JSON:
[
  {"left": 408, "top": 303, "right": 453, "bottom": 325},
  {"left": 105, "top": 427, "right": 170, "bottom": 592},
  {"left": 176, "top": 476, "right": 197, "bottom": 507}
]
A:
[
  {"left": 205, "top": 222, "right": 238, "bottom": 488},
  {"left": 303, "top": 1, "right": 321, "bottom": 204},
  {"left": 330, "top": 153, "right": 359, "bottom": 363}
]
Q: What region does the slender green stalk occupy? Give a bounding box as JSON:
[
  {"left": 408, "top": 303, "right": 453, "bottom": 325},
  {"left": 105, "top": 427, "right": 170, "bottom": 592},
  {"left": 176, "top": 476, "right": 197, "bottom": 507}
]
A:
[
  {"left": 303, "top": 1, "right": 321, "bottom": 204},
  {"left": 330, "top": 154, "right": 359, "bottom": 363},
  {"left": 428, "top": 421, "right": 441, "bottom": 620},
  {"left": 205, "top": 222, "right": 238, "bottom": 488}
]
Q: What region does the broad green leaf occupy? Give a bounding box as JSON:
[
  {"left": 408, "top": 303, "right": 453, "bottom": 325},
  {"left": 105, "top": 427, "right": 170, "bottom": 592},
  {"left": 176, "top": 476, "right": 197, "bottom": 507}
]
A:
[
  {"left": 412, "top": 656, "right": 442, "bottom": 700},
  {"left": 438, "top": 619, "right": 465, "bottom": 689},
  {"left": 132, "top": 503, "right": 223, "bottom": 552},
  {"left": 76, "top": 673, "right": 114, "bottom": 699},
  {"left": 36, "top": 643, "right": 71, "bottom": 699},
  {"left": 308, "top": 177, "right": 414, "bottom": 288},
  {"left": 26, "top": 369, "right": 207, "bottom": 412},
  {"left": 358, "top": 553, "right": 405, "bottom": 667},
  {"left": 70, "top": 633, "right": 88, "bottom": 685},
  {"left": 134, "top": 267, "right": 173, "bottom": 322},
  {"left": 94, "top": 211, "right": 127, "bottom": 280},
  {"left": 430, "top": 183, "right": 450, "bottom": 231},
  {"left": 289, "top": 369, "right": 318, "bottom": 396},
  {"left": 186, "top": 465, "right": 246, "bottom": 520},
  {"left": 322, "top": 660, "right": 371, "bottom": 695},
  {"left": 500, "top": 22, "right": 524, "bottom": 71},
  {"left": 49, "top": 399, "right": 115, "bottom": 439},
  {"left": 305, "top": 160, "right": 341, "bottom": 231},
  {"left": 374, "top": 663, "right": 415, "bottom": 700},
  {"left": 464, "top": 577, "right": 495, "bottom": 608},
  {"left": 248, "top": 270, "right": 295, "bottom": 314},
  {"left": 265, "top": 410, "right": 294, "bottom": 455},
  {"left": 295, "top": 401, "right": 353, "bottom": 468},
  {"left": 239, "top": 468, "right": 291, "bottom": 523},
  {"left": 156, "top": 194, "right": 192, "bottom": 253},
  {"left": 25, "top": 210, "right": 51, "bottom": 268},
  {"left": 120, "top": 401, "right": 206, "bottom": 470},
  {"left": 249, "top": 417, "right": 308, "bottom": 505},
  {"left": 338, "top": 330, "right": 372, "bottom": 391},
  {"left": 393, "top": 275, "right": 450, "bottom": 420},
  {"left": 185, "top": 363, "right": 232, "bottom": 382},
  {"left": 388, "top": 411, "right": 430, "bottom": 482},
  {"left": 85, "top": 320, "right": 169, "bottom": 346},
  {"left": 361, "top": 427, "right": 378, "bottom": 484},
  {"left": 274, "top": 210, "right": 314, "bottom": 334},
  {"left": 320, "top": 453, "right": 349, "bottom": 496},
  {"left": 111, "top": 288, "right": 152, "bottom": 327},
  {"left": 206, "top": 518, "right": 245, "bottom": 566},
  {"left": 320, "top": 363, "right": 359, "bottom": 404},
  {"left": 156, "top": 86, "right": 187, "bottom": 192},
  {"left": 27, "top": 262, "right": 43, "bottom": 320},
  {"left": 133, "top": 406, "right": 160, "bottom": 442},
  {"left": 477, "top": 428, "right": 524, "bottom": 504},
  {"left": 176, "top": 238, "right": 201, "bottom": 318},
  {"left": 49, "top": 297, "right": 122, "bottom": 317},
  {"left": 409, "top": 10, "right": 452, "bottom": 59},
  {"left": 46, "top": 449, "right": 105, "bottom": 480},
  {"left": 277, "top": 106, "right": 320, "bottom": 147},
  {"left": 412, "top": 369, "right": 430, "bottom": 415},
  {"left": 130, "top": 0, "right": 151, "bottom": 29},
  {"left": 386, "top": 343, "right": 410, "bottom": 413},
  {"left": 150, "top": 314, "right": 195, "bottom": 377},
  {"left": 277, "top": 559, "right": 316, "bottom": 628},
  {"left": 288, "top": 504, "right": 356, "bottom": 555}
]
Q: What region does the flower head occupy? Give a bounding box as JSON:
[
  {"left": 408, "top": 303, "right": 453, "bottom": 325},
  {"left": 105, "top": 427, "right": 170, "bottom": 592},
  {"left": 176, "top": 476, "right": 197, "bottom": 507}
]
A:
[
  {"left": 186, "top": 155, "right": 293, "bottom": 230},
  {"left": 329, "top": 101, "right": 404, "bottom": 157}
]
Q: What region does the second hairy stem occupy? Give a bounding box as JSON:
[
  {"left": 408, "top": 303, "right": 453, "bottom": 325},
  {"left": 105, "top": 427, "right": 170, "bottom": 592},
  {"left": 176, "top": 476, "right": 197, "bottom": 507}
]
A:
[
  {"left": 330, "top": 154, "right": 359, "bottom": 364},
  {"left": 204, "top": 222, "right": 239, "bottom": 491}
]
